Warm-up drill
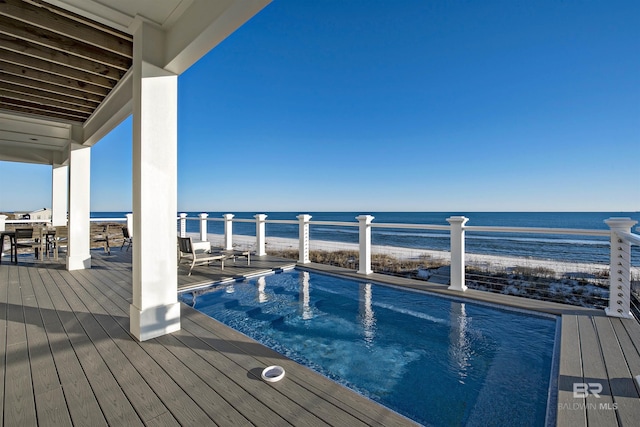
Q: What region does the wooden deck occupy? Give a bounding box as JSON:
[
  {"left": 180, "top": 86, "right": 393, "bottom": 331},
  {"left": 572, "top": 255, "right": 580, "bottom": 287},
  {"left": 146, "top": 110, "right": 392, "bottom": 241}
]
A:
[
  {"left": 0, "top": 250, "right": 415, "bottom": 426},
  {"left": 2, "top": 249, "right": 640, "bottom": 426}
]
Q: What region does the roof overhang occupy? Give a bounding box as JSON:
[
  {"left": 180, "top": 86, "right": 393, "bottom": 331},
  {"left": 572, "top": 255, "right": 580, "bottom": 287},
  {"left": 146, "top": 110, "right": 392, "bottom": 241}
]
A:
[{"left": 0, "top": 0, "right": 271, "bottom": 165}]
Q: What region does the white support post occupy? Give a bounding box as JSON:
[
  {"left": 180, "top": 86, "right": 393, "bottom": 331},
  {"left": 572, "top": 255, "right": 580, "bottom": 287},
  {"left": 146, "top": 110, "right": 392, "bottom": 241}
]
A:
[
  {"left": 255, "top": 214, "right": 267, "bottom": 256},
  {"left": 447, "top": 216, "right": 469, "bottom": 291},
  {"left": 223, "top": 213, "right": 234, "bottom": 250},
  {"left": 604, "top": 217, "right": 637, "bottom": 319},
  {"left": 67, "top": 143, "right": 92, "bottom": 270},
  {"left": 51, "top": 164, "right": 68, "bottom": 226},
  {"left": 0, "top": 215, "right": 6, "bottom": 232},
  {"left": 130, "top": 21, "right": 180, "bottom": 342},
  {"left": 179, "top": 213, "right": 187, "bottom": 237},
  {"left": 357, "top": 215, "right": 374, "bottom": 275},
  {"left": 199, "top": 213, "right": 209, "bottom": 242},
  {"left": 297, "top": 214, "right": 312, "bottom": 264},
  {"left": 126, "top": 213, "right": 133, "bottom": 238}
]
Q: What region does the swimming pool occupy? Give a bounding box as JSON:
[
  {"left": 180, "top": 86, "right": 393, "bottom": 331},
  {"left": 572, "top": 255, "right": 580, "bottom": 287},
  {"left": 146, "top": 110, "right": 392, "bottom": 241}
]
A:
[{"left": 179, "top": 269, "right": 558, "bottom": 426}]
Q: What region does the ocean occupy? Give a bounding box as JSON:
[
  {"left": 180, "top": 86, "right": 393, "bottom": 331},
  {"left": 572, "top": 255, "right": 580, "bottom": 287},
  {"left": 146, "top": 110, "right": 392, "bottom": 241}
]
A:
[{"left": 92, "top": 211, "right": 640, "bottom": 265}]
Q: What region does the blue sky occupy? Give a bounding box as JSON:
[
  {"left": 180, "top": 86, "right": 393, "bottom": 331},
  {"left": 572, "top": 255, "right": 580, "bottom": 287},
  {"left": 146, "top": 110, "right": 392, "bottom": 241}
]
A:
[{"left": 1, "top": 0, "right": 638, "bottom": 212}]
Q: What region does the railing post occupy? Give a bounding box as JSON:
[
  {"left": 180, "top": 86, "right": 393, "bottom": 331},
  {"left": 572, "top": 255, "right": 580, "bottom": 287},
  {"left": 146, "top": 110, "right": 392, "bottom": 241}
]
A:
[
  {"left": 447, "top": 216, "right": 469, "bottom": 291},
  {"left": 179, "top": 213, "right": 187, "bottom": 237},
  {"left": 356, "top": 215, "right": 374, "bottom": 275},
  {"left": 126, "top": 213, "right": 133, "bottom": 238},
  {"left": 199, "top": 213, "right": 209, "bottom": 242},
  {"left": 0, "top": 215, "right": 6, "bottom": 232},
  {"left": 254, "top": 214, "right": 267, "bottom": 256},
  {"left": 604, "top": 217, "right": 637, "bottom": 319},
  {"left": 223, "top": 213, "right": 234, "bottom": 250},
  {"left": 297, "top": 214, "right": 312, "bottom": 264}
]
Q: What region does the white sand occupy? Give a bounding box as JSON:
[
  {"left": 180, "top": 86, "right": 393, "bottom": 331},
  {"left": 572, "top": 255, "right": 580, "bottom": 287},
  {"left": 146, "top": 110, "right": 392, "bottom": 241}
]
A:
[{"left": 189, "top": 232, "right": 639, "bottom": 278}]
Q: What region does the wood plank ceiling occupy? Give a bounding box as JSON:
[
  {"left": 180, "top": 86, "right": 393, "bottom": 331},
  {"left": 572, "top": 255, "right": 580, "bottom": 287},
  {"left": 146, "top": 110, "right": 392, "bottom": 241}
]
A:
[{"left": 0, "top": 0, "right": 133, "bottom": 124}]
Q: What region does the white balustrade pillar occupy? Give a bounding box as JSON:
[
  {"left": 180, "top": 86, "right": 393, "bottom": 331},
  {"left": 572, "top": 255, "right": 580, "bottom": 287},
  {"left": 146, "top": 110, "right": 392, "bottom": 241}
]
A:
[
  {"left": 179, "top": 213, "right": 187, "bottom": 237},
  {"left": 223, "top": 214, "right": 234, "bottom": 250},
  {"left": 67, "top": 143, "right": 92, "bottom": 270},
  {"left": 130, "top": 21, "right": 180, "bottom": 342},
  {"left": 447, "top": 216, "right": 469, "bottom": 291},
  {"left": 604, "top": 217, "right": 637, "bottom": 319},
  {"left": 0, "top": 215, "right": 6, "bottom": 232},
  {"left": 357, "top": 215, "right": 374, "bottom": 275},
  {"left": 199, "top": 213, "right": 209, "bottom": 242},
  {"left": 126, "top": 213, "right": 133, "bottom": 238},
  {"left": 297, "top": 214, "right": 312, "bottom": 264},
  {"left": 51, "top": 164, "right": 68, "bottom": 226},
  {"left": 255, "top": 214, "right": 267, "bottom": 256}
]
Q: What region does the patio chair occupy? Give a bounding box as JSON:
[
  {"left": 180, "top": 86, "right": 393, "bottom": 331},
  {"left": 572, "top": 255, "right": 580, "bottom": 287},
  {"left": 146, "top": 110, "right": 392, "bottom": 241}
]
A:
[
  {"left": 52, "top": 226, "right": 68, "bottom": 261},
  {"left": 121, "top": 226, "right": 132, "bottom": 251},
  {"left": 31, "top": 227, "right": 50, "bottom": 260},
  {"left": 11, "top": 228, "right": 35, "bottom": 263},
  {"left": 92, "top": 224, "right": 110, "bottom": 254},
  {"left": 178, "top": 236, "right": 227, "bottom": 276}
]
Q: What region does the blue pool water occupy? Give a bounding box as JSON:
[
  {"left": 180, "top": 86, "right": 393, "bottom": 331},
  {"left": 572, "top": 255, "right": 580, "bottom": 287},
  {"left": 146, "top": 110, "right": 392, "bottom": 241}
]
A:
[{"left": 179, "top": 269, "right": 558, "bottom": 426}]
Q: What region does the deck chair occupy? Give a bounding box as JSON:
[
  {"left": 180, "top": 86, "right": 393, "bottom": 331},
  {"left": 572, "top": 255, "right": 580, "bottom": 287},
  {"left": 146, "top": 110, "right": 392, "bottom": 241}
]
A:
[
  {"left": 31, "top": 227, "right": 50, "bottom": 260},
  {"left": 92, "top": 225, "right": 110, "bottom": 254},
  {"left": 52, "top": 226, "right": 68, "bottom": 261},
  {"left": 11, "top": 228, "right": 35, "bottom": 263},
  {"left": 121, "top": 226, "right": 132, "bottom": 251},
  {"left": 178, "top": 236, "right": 227, "bottom": 276}
]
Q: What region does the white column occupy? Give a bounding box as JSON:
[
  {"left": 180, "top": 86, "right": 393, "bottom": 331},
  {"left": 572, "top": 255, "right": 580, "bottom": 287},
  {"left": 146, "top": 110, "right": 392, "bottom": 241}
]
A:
[
  {"left": 130, "top": 21, "right": 180, "bottom": 342},
  {"left": 0, "top": 215, "right": 6, "bottom": 232},
  {"left": 51, "top": 164, "right": 68, "bottom": 226},
  {"left": 357, "top": 215, "right": 374, "bottom": 275},
  {"left": 255, "top": 214, "right": 267, "bottom": 256},
  {"left": 223, "top": 213, "right": 234, "bottom": 250},
  {"left": 67, "top": 143, "right": 91, "bottom": 270},
  {"left": 297, "top": 214, "right": 312, "bottom": 264},
  {"left": 447, "top": 216, "right": 469, "bottom": 291},
  {"left": 199, "top": 213, "right": 209, "bottom": 242},
  {"left": 126, "top": 213, "right": 133, "bottom": 238},
  {"left": 604, "top": 217, "right": 637, "bottom": 319},
  {"left": 178, "top": 213, "right": 187, "bottom": 237}
]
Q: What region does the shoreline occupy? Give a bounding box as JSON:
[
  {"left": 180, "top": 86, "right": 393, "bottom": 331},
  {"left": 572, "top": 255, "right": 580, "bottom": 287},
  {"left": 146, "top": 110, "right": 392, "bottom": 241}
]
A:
[{"left": 190, "top": 232, "right": 638, "bottom": 277}]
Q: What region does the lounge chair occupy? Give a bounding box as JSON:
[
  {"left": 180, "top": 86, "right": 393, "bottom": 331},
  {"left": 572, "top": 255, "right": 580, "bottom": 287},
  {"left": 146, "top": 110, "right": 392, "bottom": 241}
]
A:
[{"left": 177, "top": 236, "right": 227, "bottom": 276}]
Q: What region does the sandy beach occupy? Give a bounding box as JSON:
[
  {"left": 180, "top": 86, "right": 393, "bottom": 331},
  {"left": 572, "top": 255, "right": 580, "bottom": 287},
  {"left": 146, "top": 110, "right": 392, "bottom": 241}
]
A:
[{"left": 189, "top": 232, "right": 638, "bottom": 278}]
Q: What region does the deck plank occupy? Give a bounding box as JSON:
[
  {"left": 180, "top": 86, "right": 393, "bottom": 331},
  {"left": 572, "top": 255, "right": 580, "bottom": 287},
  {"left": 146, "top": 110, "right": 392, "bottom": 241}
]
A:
[
  {"left": 4, "top": 266, "right": 38, "bottom": 426},
  {"left": 31, "top": 266, "right": 108, "bottom": 426},
  {"left": 557, "top": 315, "right": 587, "bottom": 427},
  {"left": 593, "top": 316, "right": 640, "bottom": 426},
  {"left": 23, "top": 267, "right": 72, "bottom": 426},
  {"left": 611, "top": 319, "right": 640, "bottom": 394},
  {"left": 0, "top": 263, "right": 8, "bottom": 427},
  {"left": 59, "top": 270, "right": 178, "bottom": 424},
  {"left": 578, "top": 315, "right": 618, "bottom": 427}
]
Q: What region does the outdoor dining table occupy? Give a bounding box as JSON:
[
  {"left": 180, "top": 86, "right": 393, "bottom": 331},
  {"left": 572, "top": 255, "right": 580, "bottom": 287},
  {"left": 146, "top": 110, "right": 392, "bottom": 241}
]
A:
[{"left": 0, "top": 230, "right": 16, "bottom": 264}]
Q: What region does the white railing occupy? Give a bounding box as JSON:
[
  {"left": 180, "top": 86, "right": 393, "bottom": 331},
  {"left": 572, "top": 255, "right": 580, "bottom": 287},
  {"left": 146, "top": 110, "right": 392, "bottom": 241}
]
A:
[{"left": 177, "top": 212, "right": 639, "bottom": 319}]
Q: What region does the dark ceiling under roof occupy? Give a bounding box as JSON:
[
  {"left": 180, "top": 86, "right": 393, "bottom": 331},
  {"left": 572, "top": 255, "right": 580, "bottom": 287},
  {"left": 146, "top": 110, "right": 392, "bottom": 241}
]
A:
[{"left": 0, "top": 0, "right": 133, "bottom": 124}]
